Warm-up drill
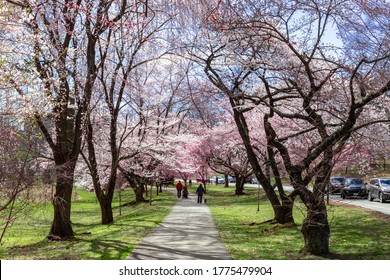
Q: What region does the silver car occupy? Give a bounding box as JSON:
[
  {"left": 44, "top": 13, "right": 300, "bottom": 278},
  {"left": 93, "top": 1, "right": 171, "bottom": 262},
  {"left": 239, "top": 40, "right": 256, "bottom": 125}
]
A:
[
  {"left": 367, "top": 178, "right": 390, "bottom": 203},
  {"left": 210, "top": 176, "right": 225, "bottom": 184}
]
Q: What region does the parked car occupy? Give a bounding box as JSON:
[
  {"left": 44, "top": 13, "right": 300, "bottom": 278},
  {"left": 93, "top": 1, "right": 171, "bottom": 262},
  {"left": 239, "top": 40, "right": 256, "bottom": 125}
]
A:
[
  {"left": 251, "top": 177, "right": 259, "bottom": 184},
  {"left": 367, "top": 178, "right": 390, "bottom": 203},
  {"left": 340, "top": 178, "right": 367, "bottom": 199},
  {"left": 228, "top": 176, "right": 236, "bottom": 183},
  {"left": 210, "top": 176, "right": 225, "bottom": 184},
  {"left": 329, "top": 176, "right": 345, "bottom": 193},
  {"left": 218, "top": 177, "right": 226, "bottom": 184}
]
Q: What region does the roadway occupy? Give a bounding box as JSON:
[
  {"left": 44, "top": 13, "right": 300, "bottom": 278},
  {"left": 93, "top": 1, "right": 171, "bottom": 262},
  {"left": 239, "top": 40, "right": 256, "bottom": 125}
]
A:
[
  {"left": 239, "top": 183, "right": 390, "bottom": 216},
  {"left": 329, "top": 194, "right": 390, "bottom": 216}
]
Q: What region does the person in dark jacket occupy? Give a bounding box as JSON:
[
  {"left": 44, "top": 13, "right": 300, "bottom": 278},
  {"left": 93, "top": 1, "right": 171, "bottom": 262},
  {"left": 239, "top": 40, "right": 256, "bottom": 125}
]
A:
[
  {"left": 182, "top": 182, "right": 189, "bottom": 198},
  {"left": 196, "top": 183, "right": 206, "bottom": 203},
  {"left": 176, "top": 181, "right": 183, "bottom": 198}
]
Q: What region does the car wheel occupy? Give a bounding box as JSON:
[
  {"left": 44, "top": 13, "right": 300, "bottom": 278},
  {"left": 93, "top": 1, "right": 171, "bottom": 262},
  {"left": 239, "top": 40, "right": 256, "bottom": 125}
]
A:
[
  {"left": 368, "top": 191, "right": 373, "bottom": 201},
  {"left": 379, "top": 192, "right": 385, "bottom": 203}
]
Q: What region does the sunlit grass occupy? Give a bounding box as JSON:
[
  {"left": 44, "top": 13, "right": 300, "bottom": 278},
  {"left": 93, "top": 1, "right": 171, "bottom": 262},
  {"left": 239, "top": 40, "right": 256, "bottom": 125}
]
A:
[
  {"left": 206, "top": 185, "right": 390, "bottom": 260},
  {"left": 0, "top": 187, "right": 176, "bottom": 260},
  {"left": 2, "top": 184, "right": 390, "bottom": 260}
]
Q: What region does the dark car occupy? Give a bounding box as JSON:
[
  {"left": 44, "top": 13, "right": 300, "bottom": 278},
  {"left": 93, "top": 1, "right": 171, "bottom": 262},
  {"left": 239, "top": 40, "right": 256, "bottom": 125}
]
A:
[
  {"left": 329, "top": 176, "right": 345, "bottom": 193},
  {"left": 367, "top": 178, "right": 390, "bottom": 203},
  {"left": 340, "top": 178, "right": 367, "bottom": 199}
]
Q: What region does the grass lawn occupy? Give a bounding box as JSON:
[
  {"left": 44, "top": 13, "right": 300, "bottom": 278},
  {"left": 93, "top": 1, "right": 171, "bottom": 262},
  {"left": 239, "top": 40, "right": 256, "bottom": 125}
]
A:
[
  {"left": 0, "top": 186, "right": 176, "bottom": 260},
  {"left": 205, "top": 185, "right": 390, "bottom": 260},
  {"left": 2, "top": 184, "right": 390, "bottom": 260}
]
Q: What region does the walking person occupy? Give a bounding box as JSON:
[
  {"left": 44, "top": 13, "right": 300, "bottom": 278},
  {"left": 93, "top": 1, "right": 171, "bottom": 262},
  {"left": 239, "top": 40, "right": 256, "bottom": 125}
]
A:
[
  {"left": 196, "top": 183, "right": 206, "bottom": 204},
  {"left": 182, "top": 182, "right": 189, "bottom": 198},
  {"left": 176, "top": 180, "right": 183, "bottom": 198}
]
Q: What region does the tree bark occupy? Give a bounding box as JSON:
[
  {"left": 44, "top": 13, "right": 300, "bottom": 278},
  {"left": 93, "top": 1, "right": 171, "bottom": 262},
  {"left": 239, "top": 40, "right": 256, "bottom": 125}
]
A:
[
  {"left": 224, "top": 174, "right": 229, "bottom": 187},
  {"left": 134, "top": 183, "right": 146, "bottom": 203},
  {"left": 298, "top": 150, "right": 333, "bottom": 255},
  {"left": 274, "top": 199, "right": 294, "bottom": 224},
  {"left": 48, "top": 163, "right": 75, "bottom": 240},
  {"left": 235, "top": 176, "right": 245, "bottom": 195},
  {"left": 300, "top": 200, "right": 330, "bottom": 255},
  {"left": 84, "top": 117, "right": 115, "bottom": 225},
  {"left": 99, "top": 196, "right": 114, "bottom": 225}
]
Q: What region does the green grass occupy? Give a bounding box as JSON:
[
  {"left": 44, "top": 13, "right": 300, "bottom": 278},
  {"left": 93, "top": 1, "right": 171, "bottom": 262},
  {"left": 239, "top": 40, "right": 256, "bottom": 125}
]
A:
[
  {"left": 2, "top": 184, "right": 390, "bottom": 260},
  {"left": 206, "top": 185, "right": 390, "bottom": 260},
  {"left": 0, "top": 187, "right": 176, "bottom": 260}
]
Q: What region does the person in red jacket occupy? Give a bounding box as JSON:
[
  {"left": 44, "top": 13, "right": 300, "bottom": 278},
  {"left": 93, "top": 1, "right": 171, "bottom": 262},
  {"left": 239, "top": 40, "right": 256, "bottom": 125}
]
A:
[{"left": 176, "top": 181, "right": 183, "bottom": 198}]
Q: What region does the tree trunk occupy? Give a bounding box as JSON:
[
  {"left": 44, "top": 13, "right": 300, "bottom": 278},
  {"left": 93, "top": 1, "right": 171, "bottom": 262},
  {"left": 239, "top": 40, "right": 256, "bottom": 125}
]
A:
[
  {"left": 144, "top": 183, "right": 148, "bottom": 197},
  {"left": 99, "top": 197, "right": 114, "bottom": 224},
  {"left": 235, "top": 176, "right": 245, "bottom": 195},
  {"left": 274, "top": 199, "right": 294, "bottom": 224},
  {"left": 134, "top": 183, "right": 146, "bottom": 203},
  {"left": 224, "top": 174, "right": 229, "bottom": 187},
  {"left": 300, "top": 200, "right": 330, "bottom": 255},
  {"left": 48, "top": 166, "right": 75, "bottom": 240}
]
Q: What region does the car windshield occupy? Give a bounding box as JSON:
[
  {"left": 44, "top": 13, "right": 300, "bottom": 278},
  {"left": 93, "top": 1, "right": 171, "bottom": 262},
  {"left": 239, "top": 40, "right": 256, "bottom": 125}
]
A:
[
  {"left": 348, "top": 179, "right": 363, "bottom": 184},
  {"left": 380, "top": 179, "right": 390, "bottom": 186}
]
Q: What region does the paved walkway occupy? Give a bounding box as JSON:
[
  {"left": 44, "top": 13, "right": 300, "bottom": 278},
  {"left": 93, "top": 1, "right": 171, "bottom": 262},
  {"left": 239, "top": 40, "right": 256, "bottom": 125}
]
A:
[{"left": 127, "top": 189, "right": 232, "bottom": 260}]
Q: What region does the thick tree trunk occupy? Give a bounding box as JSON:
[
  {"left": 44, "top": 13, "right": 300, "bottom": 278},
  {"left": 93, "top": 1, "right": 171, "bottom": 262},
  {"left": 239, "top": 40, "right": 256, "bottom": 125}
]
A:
[
  {"left": 235, "top": 176, "right": 245, "bottom": 195},
  {"left": 134, "top": 183, "right": 146, "bottom": 203},
  {"left": 274, "top": 200, "right": 294, "bottom": 224},
  {"left": 300, "top": 200, "right": 330, "bottom": 255},
  {"left": 48, "top": 166, "right": 75, "bottom": 240},
  {"left": 299, "top": 154, "right": 332, "bottom": 256},
  {"left": 99, "top": 197, "right": 114, "bottom": 224}
]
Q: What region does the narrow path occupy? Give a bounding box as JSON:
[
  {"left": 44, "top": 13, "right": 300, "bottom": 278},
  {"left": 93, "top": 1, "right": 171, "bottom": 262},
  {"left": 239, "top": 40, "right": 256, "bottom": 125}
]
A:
[{"left": 127, "top": 189, "right": 232, "bottom": 260}]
